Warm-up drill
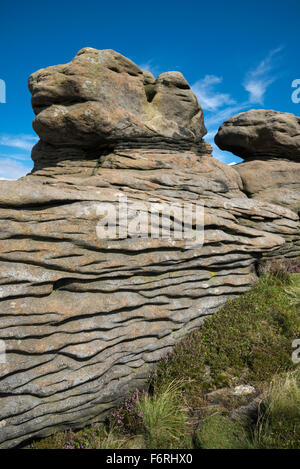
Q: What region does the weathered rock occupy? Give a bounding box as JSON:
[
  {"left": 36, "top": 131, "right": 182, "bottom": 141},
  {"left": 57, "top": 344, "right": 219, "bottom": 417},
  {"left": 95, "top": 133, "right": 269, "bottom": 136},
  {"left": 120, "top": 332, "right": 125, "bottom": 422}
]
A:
[
  {"left": 215, "top": 109, "right": 300, "bottom": 160},
  {"left": 235, "top": 158, "right": 300, "bottom": 214},
  {"left": 29, "top": 48, "right": 206, "bottom": 155},
  {"left": 0, "top": 50, "right": 299, "bottom": 448},
  {"left": 215, "top": 111, "right": 300, "bottom": 248}
]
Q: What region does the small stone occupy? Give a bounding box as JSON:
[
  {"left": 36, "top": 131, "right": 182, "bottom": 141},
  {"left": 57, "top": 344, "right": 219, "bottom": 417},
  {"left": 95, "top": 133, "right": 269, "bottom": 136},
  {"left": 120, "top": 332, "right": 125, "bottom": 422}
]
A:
[{"left": 232, "top": 385, "right": 255, "bottom": 396}]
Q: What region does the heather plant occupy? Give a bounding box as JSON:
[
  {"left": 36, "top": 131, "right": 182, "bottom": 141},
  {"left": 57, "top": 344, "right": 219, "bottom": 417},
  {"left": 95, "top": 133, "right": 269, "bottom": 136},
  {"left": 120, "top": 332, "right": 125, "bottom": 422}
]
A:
[
  {"left": 257, "top": 258, "right": 292, "bottom": 284},
  {"left": 151, "top": 274, "right": 299, "bottom": 407},
  {"left": 109, "top": 388, "right": 147, "bottom": 435},
  {"left": 31, "top": 422, "right": 132, "bottom": 450},
  {"left": 286, "top": 258, "right": 300, "bottom": 273}
]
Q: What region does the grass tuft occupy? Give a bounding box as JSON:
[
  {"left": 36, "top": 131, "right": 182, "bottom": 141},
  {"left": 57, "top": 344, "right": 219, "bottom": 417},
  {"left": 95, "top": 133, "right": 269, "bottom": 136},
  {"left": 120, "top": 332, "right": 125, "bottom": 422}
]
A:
[
  {"left": 251, "top": 368, "right": 300, "bottom": 449},
  {"left": 137, "top": 380, "right": 190, "bottom": 449}
]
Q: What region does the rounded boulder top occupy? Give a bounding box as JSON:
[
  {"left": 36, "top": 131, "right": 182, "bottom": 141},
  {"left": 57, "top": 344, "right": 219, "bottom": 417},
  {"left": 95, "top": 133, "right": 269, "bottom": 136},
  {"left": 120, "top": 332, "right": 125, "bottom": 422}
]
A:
[
  {"left": 28, "top": 47, "right": 206, "bottom": 151},
  {"left": 214, "top": 109, "right": 300, "bottom": 161}
]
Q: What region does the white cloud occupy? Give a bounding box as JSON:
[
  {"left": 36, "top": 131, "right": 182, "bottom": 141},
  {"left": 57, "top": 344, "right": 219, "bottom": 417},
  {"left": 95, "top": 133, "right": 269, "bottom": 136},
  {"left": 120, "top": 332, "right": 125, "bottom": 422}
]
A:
[
  {"left": 0, "top": 134, "right": 38, "bottom": 151},
  {"left": 138, "top": 60, "right": 160, "bottom": 77},
  {"left": 0, "top": 158, "right": 32, "bottom": 180},
  {"left": 191, "top": 47, "right": 284, "bottom": 165},
  {"left": 192, "top": 75, "right": 235, "bottom": 111},
  {"left": 0, "top": 152, "right": 29, "bottom": 161},
  {"left": 243, "top": 47, "right": 283, "bottom": 104},
  {"left": 0, "top": 134, "right": 36, "bottom": 178},
  {"left": 205, "top": 103, "right": 249, "bottom": 128}
]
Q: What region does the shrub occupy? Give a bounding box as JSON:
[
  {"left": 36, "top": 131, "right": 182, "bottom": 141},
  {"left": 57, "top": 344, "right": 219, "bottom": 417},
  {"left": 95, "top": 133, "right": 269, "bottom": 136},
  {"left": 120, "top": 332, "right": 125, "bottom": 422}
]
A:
[
  {"left": 251, "top": 368, "right": 300, "bottom": 449},
  {"left": 257, "top": 258, "right": 292, "bottom": 284},
  {"left": 30, "top": 423, "right": 130, "bottom": 450},
  {"left": 151, "top": 274, "right": 299, "bottom": 407},
  {"left": 286, "top": 259, "right": 300, "bottom": 274},
  {"left": 109, "top": 388, "right": 147, "bottom": 435}
]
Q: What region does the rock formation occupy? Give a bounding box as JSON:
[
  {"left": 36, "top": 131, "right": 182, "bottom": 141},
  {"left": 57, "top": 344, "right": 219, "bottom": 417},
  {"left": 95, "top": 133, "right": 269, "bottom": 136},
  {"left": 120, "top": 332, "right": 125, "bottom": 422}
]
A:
[
  {"left": 215, "top": 109, "right": 300, "bottom": 161},
  {"left": 0, "top": 49, "right": 299, "bottom": 448},
  {"left": 215, "top": 109, "right": 300, "bottom": 259}
]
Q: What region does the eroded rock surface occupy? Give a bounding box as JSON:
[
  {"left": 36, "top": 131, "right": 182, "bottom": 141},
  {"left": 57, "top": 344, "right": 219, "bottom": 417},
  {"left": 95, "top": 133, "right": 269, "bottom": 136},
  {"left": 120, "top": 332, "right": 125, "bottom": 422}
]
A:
[
  {"left": 0, "top": 50, "right": 299, "bottom": 448},
  {"left": 235, "top": 159, "right": 300, "bottom": 214},
  {"left": 215, "top": 109, "right": 300, "bottom": 161},
  {"left": 29, "top": 48, "right": 206, "bottom": 157},
  {"left": 215, "top": 109, "right": 300, "bottom": 246}
]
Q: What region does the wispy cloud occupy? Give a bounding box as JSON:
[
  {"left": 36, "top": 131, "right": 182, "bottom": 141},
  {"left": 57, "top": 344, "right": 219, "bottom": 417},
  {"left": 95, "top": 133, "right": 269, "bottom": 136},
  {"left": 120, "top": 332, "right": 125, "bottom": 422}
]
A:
[
  {"left": 0, "top": 158, "right": 31, "bottom": 180},
  {"left": 205, "top": 103, "right": 249, "bottom": 128},
  {"left": 0, "top": 134, "right": 38, "bottom": 151},
  {"left": 192, "top": 75, "right": 235, "bottom": 111},
  {"left": 138, "top": 60, "right": 161, "bottom": 77},
  {"left": 191, "top": 47, "right": 283, "bottom": 164},
  {"left": 0, "top": 133, "right": 36, "bottom": 179},
  {"left": 243, "top": 47, "right": 283, "bottom": 104},
  {"left": 0, "top": 152, "right": 29, "bottom": 161}
]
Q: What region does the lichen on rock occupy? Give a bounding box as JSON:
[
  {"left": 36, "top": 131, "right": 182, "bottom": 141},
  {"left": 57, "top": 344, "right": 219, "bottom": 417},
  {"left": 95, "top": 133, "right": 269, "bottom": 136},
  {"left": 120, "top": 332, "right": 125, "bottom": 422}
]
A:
[{"left": 0, "top": 49, "right": 299, "bottom": 448}]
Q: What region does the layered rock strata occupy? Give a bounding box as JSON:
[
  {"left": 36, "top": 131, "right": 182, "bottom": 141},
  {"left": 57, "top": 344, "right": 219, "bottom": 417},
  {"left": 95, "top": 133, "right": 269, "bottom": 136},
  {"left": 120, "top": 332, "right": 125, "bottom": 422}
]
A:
[
  {"left": 0, "top": 50, "right": 298, "bottom": 448},
  {"left": 215, "top": 109, "right": 300, "bottom": 258}
]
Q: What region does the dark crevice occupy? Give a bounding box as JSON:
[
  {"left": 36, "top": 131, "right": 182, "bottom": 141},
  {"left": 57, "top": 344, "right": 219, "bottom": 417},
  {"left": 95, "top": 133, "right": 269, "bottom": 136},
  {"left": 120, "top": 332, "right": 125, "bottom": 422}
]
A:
[{"left": 144, "top": 83, "right": 156, "bottom": 103}]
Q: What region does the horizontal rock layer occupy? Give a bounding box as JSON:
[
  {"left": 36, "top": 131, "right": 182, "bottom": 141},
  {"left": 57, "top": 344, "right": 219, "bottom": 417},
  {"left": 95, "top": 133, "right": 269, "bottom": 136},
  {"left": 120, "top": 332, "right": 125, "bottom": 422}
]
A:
[
  {"left": 0, "top": 148, "right": 298, "bottom": 448},
  {"left": 0, "top": 50, "right": 299, "bottom": 448}
]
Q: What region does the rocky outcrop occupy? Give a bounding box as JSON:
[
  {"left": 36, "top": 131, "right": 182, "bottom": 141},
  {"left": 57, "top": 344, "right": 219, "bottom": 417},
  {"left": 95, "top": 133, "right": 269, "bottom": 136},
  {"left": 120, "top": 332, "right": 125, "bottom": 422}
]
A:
[
  {"left": 235, "top": 159, "right": 300, "bottom": 214},
  {"left": 29, "top": 48, "right": 206, "bottom": 164},
  {"left": 215, "top": 109, "right": 300, "bottom": 161},
  {"left": 215, "top": 109, "right": 300, "bottom": 259},
  {"left": 0, "top": 50, "right": 299, "bottom": 448}
]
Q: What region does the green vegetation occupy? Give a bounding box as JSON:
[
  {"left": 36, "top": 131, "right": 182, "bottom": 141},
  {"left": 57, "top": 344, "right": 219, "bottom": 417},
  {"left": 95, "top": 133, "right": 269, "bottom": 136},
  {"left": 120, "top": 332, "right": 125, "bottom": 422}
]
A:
[
  {"left": 251, "top": 368, "right": 300, "bottom": 449},
  {"left": 194, "top": 414, "right": 249, "bottom": 449},
  {"left": 137, "top": 380, "right": 190, "bottom": 449},
  {"left": 30, "top": 267, "right": 300, "bottom": 450},
  {"left": 152, "top": 273, "right": 299, "bottom": 401}
]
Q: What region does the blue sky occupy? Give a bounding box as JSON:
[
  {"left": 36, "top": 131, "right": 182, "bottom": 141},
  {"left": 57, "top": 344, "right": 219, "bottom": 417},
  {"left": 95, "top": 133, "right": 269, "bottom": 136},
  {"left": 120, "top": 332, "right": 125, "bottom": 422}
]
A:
[{"left": 0, "top": 0, "right": 299, "bottom": 179}]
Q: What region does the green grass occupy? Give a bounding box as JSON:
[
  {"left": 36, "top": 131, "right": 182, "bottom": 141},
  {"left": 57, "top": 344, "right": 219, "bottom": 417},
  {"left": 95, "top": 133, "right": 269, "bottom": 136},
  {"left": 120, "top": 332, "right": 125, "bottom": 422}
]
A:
[
  {"left": 137, "top": 380, "right": 190, "bottom": 449},
  {"left": 151, "top": 273, "right": 299, "bottom": 406},
  {"left": 194, "top": 414, "right": 249, "bottom": 449},
  {"left": 29, "top": 272, "right": 300, "bottom": 450},
  {"left": 194, "top": 368, "right": 300, "bottom": 449},
  {"left": 285, "top": 273, "right": 300, "bottom": 308},
  {"left": 251, "top": 368, "right": 300, "bottom": 449}
]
